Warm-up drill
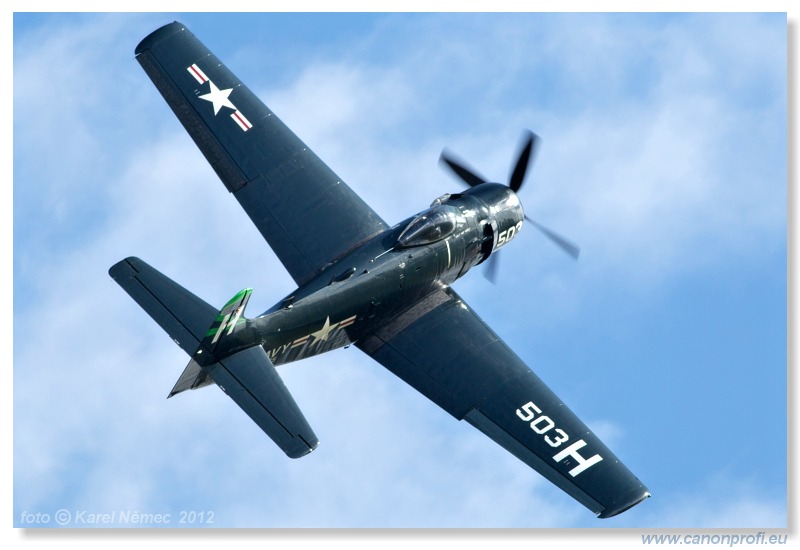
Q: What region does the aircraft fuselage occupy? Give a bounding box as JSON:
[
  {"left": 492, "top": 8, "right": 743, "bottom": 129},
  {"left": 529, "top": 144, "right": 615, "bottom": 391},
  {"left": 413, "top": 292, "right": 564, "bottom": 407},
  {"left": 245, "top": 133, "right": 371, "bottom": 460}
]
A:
[{"left": 217, "top": 183, "right": 524, "bottom": 364}]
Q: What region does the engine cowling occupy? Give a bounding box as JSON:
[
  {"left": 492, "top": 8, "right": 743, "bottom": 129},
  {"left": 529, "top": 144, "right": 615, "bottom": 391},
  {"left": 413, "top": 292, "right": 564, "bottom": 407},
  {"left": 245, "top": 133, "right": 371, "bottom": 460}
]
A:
[{"left": 440, "top": 183, "right": 524, "bottom": 263}]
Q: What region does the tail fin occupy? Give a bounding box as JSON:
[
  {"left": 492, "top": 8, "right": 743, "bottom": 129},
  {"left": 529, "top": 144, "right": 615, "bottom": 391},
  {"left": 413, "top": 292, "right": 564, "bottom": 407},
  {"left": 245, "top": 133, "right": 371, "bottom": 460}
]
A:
[
  {"left": 200, "top": 287, "right": 251, "bottom": 354},
  {"left": 169, "top": 287, "right": 251, "bottom": 397},
  {"left": 109, "top": 257, "right": 319, "bottom": 458}
]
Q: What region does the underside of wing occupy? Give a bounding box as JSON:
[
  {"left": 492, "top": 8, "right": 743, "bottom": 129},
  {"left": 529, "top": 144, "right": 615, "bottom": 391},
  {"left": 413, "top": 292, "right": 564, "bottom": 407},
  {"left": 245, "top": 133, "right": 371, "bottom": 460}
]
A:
[
  {"left": 357, "top": 287, "right": 649, "bottom": 518},
  {"left": 134, "top": 22, "right": 388, "bottom": 285}
]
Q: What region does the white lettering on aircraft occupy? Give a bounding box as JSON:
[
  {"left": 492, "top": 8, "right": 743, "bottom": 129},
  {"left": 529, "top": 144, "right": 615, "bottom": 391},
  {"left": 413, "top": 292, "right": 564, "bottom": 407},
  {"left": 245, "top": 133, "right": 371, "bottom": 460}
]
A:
[
  {"left": 267, "top": 315, "right": 356, "bottom": 362},
  {"left": 496, "top": 221, "right": 523, "bottom": 249},
  {"left": 516, "top": 400, "right": 603, "bottom": 477}
]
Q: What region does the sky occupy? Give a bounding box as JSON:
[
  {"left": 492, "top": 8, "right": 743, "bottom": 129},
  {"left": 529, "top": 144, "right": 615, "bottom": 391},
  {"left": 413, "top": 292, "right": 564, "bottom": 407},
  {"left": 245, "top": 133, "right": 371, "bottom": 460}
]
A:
[{"left": 9, "top": 7, "right": 791, "bottom": 541}]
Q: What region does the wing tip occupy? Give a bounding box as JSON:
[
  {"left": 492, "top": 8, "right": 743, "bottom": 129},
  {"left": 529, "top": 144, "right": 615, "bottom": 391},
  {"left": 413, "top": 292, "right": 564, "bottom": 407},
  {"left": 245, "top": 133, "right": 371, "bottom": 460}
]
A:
[
  {"left": 597, "top": 490, "right": 651, "bottom": 519},
  {"left": 135, "top": 21, "right": 186, "bottom": 56}
]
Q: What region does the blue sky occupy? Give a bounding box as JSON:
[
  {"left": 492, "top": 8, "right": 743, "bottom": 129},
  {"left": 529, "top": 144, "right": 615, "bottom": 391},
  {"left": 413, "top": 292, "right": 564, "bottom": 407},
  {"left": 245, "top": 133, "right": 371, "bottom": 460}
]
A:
[{"left": 11, "top": 9, "right": 789, "bottom": 536}]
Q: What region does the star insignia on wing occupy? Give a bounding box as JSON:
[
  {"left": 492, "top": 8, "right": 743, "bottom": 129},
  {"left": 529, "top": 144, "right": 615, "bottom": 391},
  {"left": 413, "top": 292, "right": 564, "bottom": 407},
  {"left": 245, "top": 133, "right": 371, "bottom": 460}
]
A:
[{"left": 199, "top": 81, "right": 236, "bottom": 115}]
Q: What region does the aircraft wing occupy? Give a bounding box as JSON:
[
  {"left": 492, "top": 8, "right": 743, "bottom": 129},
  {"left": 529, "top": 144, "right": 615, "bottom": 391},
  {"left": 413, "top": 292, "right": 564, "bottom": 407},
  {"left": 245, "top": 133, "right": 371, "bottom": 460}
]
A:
[
  {"left": 357, "top": 287, "right": 650, "bottom": 518},
  {"left": 134, "top": 22, "right": 388, "bottom": 286}
]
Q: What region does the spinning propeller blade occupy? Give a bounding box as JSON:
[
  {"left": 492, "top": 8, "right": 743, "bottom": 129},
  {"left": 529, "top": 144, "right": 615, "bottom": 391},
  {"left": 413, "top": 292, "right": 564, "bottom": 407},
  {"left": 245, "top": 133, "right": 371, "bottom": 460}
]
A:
[
  {"left": 527, "top": 217, "right": 581, "bottom": 260},
  {"left": 439, "top": 150, "right": 488, "bottom": 188},
  {"left": 439, "top": 129, "right": 580, "bottom": 281},
  {"left": 508, "top": 130, "right": 537, "bottom": 193}
]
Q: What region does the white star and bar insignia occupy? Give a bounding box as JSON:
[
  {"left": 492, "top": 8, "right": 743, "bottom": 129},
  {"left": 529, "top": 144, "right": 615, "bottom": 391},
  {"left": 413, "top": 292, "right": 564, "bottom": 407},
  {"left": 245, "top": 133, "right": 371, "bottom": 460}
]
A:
[
  {"left": 187, "top": 63, "right": 253, "bottom": 132},
  {"left": 199, "top": 81, "right": 235, "bottom": 115}
]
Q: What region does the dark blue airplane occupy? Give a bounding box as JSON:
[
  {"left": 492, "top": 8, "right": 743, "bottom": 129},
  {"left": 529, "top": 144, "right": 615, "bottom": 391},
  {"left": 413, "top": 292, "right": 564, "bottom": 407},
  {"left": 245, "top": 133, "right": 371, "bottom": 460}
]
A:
[{"left": 110, "top": 21, "right": 650, "bottom": 518}]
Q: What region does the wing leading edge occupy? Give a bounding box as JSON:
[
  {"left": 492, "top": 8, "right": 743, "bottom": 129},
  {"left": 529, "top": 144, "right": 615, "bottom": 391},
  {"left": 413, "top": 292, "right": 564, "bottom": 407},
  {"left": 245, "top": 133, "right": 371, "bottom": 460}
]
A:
[
  {"left": 134, "top": 22, "right": 388, "bottom": 286},
  {"left": 357, "top": 287, "right": 649, "bottom": 518}
]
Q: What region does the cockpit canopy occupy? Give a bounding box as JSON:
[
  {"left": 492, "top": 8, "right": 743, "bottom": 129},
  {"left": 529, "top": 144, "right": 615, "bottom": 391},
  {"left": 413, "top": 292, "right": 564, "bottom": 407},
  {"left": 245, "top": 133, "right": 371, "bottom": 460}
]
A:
[{"left": 397, "top": 205, "right": 464, "bottom": 247}]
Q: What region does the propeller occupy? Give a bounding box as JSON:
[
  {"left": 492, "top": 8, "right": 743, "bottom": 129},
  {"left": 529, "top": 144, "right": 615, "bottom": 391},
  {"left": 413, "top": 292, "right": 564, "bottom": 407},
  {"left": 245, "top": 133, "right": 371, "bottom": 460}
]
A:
[{"left": 439, "top": 130, "right": 580, "bottom": 282}]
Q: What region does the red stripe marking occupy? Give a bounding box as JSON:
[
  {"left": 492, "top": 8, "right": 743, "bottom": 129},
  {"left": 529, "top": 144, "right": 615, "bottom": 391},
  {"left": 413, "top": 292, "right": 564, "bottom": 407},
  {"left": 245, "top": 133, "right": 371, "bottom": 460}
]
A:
[
  {"left": 232, "top": 110, "right": 252, "bottom": 130},
  {"left": 189, "top": 64, "right": 207, "bottom": 83},
  {"left": 338, "top": 316, "right": 356, "bottom": 327},
  {"left": 292, "top": 336, "right": 309, "bottom": 347}
]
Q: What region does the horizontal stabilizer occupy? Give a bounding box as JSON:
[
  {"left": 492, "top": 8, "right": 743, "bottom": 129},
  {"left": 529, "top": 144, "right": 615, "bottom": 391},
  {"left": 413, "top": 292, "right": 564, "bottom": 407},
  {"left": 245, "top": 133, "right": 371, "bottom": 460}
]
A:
[
  {"left": 109, "top": 257, "right": 217, "bottom": 355},
  {"left": 110, "top": 256, "right": 318, "bottom": 457},
  {"left": 203, "top": 346, "right": 319, "bottom": 458}
]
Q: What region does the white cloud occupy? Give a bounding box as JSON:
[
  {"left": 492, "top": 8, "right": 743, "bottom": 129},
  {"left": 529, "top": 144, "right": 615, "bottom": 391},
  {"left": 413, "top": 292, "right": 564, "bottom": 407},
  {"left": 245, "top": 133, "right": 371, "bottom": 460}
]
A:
[{"left": 637, "top": 473, "right": 786, "bottom": 529}]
